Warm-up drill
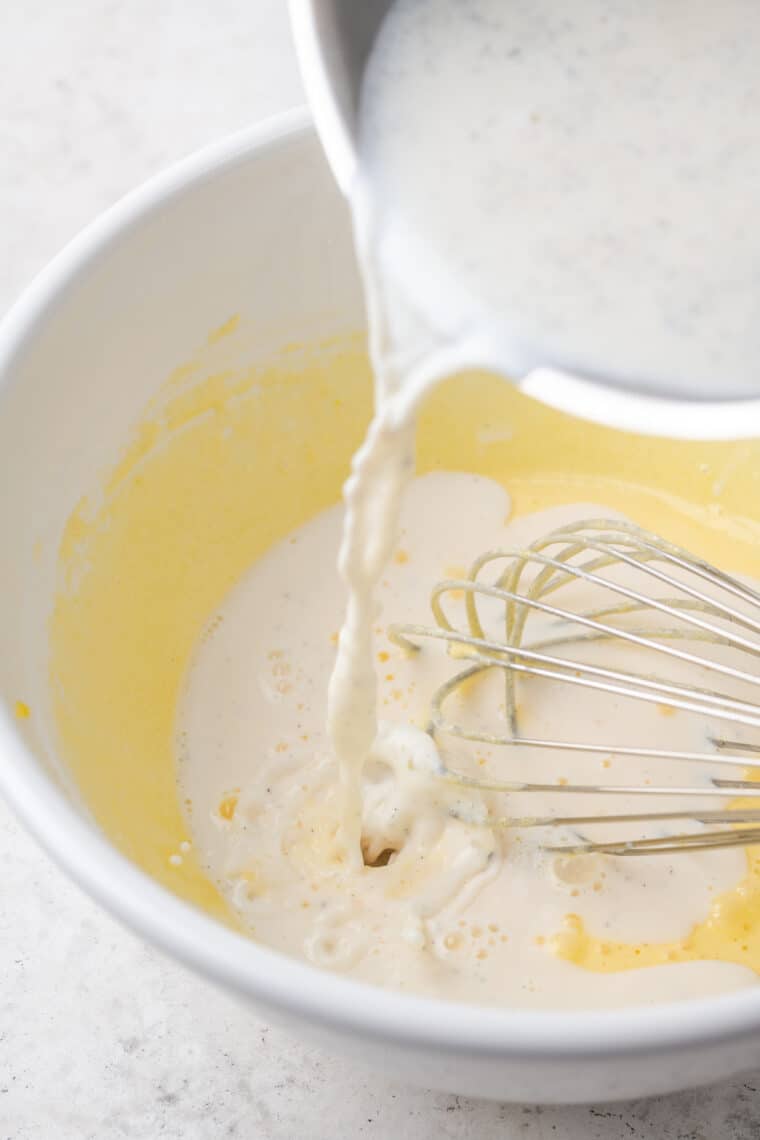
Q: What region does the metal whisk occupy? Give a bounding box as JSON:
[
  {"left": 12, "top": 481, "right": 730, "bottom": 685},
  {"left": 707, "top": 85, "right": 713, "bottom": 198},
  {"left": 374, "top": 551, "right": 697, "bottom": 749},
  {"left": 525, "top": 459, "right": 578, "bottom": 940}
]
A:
[{"left": 389, "top": 520, "right": 760, "bottom": 856}]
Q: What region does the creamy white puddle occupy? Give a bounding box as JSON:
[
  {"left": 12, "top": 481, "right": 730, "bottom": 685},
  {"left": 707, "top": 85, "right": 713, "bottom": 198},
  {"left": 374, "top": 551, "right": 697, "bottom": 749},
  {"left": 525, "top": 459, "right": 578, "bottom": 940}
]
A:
[{"left": 178, "top": 473, "right": 755, "bottom": 1007}]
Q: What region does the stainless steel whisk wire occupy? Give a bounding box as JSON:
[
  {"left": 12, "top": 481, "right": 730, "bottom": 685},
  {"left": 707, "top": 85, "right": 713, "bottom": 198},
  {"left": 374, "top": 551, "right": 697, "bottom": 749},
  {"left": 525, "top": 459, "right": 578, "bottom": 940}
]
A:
[{"left": 389, "top": 521, "right": 760, "bottom": 856}]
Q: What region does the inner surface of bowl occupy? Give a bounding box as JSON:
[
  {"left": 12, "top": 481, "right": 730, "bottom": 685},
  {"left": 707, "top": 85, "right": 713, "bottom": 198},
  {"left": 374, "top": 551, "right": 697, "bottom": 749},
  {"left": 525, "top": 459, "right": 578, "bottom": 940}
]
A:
[{"left": 5, "top": 117, "right": 760, "bottom": 1101}]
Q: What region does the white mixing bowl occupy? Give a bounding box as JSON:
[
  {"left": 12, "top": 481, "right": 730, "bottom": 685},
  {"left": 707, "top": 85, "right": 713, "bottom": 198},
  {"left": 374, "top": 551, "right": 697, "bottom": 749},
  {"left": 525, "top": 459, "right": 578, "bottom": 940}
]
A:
[{"left": 2, "top": 110, "right": 760, "bottom": 1103}]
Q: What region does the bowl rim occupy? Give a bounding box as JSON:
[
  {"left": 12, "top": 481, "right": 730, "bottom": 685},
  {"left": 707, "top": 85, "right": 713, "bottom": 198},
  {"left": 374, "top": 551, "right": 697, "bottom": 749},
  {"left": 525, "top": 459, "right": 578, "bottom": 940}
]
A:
[{"left": 2, "top": 107, "right": 760, "bottom": 1059}]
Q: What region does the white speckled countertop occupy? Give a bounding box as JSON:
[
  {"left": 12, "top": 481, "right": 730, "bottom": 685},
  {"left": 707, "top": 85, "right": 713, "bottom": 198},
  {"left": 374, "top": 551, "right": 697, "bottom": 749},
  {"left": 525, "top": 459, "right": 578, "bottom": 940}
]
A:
[{"left": 2, "top": 3, "right": 760, "bottom": 1136}]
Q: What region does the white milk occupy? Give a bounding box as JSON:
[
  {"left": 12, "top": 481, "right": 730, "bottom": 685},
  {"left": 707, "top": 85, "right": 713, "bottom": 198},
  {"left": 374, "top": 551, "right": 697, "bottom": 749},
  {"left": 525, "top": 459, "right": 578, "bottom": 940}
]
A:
[{"left": 358, "top": 0, "right": 760, "bottom": 401}]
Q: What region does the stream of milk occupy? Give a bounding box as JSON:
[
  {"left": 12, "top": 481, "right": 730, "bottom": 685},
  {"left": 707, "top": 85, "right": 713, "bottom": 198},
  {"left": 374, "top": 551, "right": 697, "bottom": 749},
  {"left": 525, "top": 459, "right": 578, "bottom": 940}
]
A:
[{"left": 328, "top": 0, "right": 760, "bottom": 866}]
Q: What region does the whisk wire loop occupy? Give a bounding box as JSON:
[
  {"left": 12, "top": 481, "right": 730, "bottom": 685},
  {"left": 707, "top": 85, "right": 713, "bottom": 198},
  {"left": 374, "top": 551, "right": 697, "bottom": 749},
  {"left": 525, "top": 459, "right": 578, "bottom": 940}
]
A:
[{"left": 389, "top": 519, "right": 760, "bottom": 855}]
